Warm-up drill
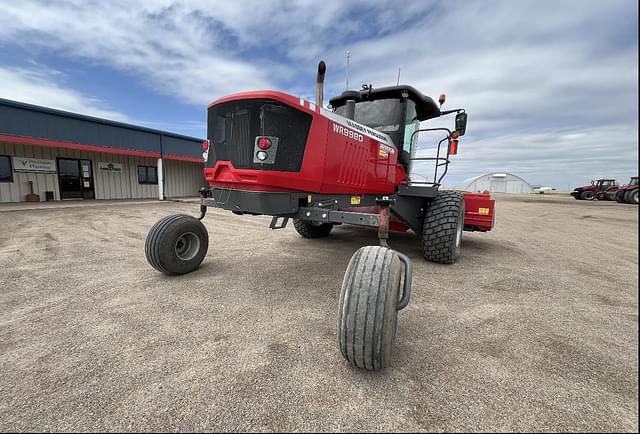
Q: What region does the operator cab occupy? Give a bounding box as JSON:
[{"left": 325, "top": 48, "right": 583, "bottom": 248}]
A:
[
  {"left": 329, "top": 85, "right": 441, "bottom": 168},
  {"left": 596, "top": 179, "right": 617, "bottom": 190}
]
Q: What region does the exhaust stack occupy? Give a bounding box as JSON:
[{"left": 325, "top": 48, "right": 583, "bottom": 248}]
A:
[{"left": 316, "top": 60, "right": 326, "bottom": 108}]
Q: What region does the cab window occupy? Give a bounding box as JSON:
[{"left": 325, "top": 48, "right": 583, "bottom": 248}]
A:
[{"left": 403, "top": 100, "right": 419, "bottom": 155}]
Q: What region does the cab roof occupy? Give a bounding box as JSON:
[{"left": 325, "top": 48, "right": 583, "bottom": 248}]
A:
[{"left": 328, "top": 85, "right": 441, "bottom": 121}]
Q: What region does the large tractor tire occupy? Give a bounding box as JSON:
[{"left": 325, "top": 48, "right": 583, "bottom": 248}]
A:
[
  {"left": 293, "top": 219, "right": 334, "bottom": 238},
  {"left": 338, "top": 246, "right": 402, "bottom": 370},
  {"left": 625, "top": 189, "right": 639, "bottom": 204},
  {"left": 422, "top": 191, "right": 465, "bottom": 264},
  {"left": 616, "top": 191, "right": 626, "bottom": 203},
  {"left": 145, "top": 214, "right": 209, "bottom": 275},
  {"left": 580, "top": 190, "right": 594, "bottom": 200}
]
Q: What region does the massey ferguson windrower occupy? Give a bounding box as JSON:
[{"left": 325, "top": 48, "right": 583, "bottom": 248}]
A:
[{"left": 145, "top": 62, "right": 495, "bottom": 370}]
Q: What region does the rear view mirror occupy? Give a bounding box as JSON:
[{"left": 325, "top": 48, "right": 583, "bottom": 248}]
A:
[{"left": 455, "top": 112, "right": 467, "bottom": 136}]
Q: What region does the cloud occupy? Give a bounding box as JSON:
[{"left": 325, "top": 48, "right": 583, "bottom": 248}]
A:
[
  {"left": 0, "top": 0, "right": 278, "bottom": 105},
  {"left": 413, "top": 124, "right": 638, "bottom": 188},
  {"left": 0, "top": 66, "right": 128, "bottom": 121}
]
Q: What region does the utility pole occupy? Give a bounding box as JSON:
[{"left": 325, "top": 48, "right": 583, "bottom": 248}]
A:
[{"left": 346, "top": 51, "right": 350, "bottom": 90}]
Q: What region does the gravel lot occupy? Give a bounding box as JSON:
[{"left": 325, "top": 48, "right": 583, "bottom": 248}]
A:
[{"left": 0, "top": 194, "right": 637, "bottom": 432}]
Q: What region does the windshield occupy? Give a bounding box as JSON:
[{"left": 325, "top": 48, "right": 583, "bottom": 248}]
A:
[
  {"left": 631, "top": 177, "right": 639, "bottom": 185},
  {"left": 335, "top": 99, "right": 402, "bottom": 133}
]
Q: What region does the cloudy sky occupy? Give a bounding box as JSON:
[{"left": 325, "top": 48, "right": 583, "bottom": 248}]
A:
[{"left": 0, "top": 0, "right": 637, "bottom": 188}]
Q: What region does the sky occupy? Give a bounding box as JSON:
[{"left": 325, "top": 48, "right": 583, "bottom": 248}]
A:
[{"left": 0, "top": 0, "right": 637, "bottom": 189}]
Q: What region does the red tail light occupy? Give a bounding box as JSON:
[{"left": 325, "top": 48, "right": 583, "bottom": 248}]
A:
[
  {"left": 257, "top": 137, "right": 272, "bottom": 150},
  {"left": 202, "top": 140, "right": 210, "bottom": 151}
]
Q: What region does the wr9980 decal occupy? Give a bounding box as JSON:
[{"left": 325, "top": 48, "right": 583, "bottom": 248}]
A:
[{"left": 332, "top": 123, "right": 364, "bottom": 142}]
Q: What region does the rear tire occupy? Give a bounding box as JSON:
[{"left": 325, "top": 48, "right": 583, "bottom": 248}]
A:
[
  {"left": 145, "top": 214, "right": 209, "bottom": 275},
  {"left": 626, "top": 189, "right": 639, "bottom": 204},
  {"left": 338, "top": 246, "right": 402, "bottom": 370},
  {"left": 422, "top": 191, "right": 465, "bottom": 264},
  {"left": 580, "top": 190, "right": 594, "bottom": 200},
  {"left": 616, "top": 191, "right": 626, "bottom": 203},
  {"left": 293, "top": 219, "right": 333, "bottom": 238}
]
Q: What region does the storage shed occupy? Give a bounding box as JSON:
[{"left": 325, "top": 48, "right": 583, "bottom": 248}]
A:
[{"left": 457, "top": 172, "right": 532, "bottom": 193}]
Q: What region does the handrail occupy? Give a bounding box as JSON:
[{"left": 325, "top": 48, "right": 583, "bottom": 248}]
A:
[{"left": 409, "top": 128, "right": 453, "bottom": 185}]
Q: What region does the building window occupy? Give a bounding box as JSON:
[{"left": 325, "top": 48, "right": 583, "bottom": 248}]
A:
[
  {"left": 137, "top": 165, "right": 158, "bottom": 185},
  {"left": 0, "top": 155, "right": 13, "bottom": 183}
]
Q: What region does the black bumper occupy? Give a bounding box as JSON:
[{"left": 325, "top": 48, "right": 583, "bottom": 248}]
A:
[{"left": 204, "top": 188, "right": 302, "bottom": 216}]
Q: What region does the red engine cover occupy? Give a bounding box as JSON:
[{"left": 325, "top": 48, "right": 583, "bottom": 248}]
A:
[{"left": 205, "top": 90, "right": 407, "bottom": 195}]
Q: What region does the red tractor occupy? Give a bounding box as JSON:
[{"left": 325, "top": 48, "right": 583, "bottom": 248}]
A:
[
  {"left": 615, "top": 176, "right": 639, "bottom": 204},
  {"left": 570, "top": 178, "right": 619, "bottom": 201},
  {"left": 145, "top": 62, "right": 494, "bottom": 370}
]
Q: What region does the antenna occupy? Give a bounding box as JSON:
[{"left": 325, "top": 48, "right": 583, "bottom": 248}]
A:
[
  {"left": 346, "top": 51, "right": 350, "bottom": 90},
  {"left": 396, "top": 67, "right": 401, "bottom": 86}
]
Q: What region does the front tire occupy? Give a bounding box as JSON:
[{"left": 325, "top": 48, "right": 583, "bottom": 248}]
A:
[
  {"left": 293, "top": 219, "right": 333, "bottom": 238},
  {"left": 338, "top": 246, "right": 402, "bottom": 370},
  {"left": 580, "top": 190, "right": 594, "bottom": 200},
  {"left": 422, "top": 191, "right": 465, "bottom": 264},
  {"left": 626, "top": 189, "right": 639, "bottom": 204},
  {"left": 145, "top": 214, "right": 209, "bottom": 275}
]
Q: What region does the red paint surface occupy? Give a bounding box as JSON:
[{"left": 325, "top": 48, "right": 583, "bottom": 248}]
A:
[
  {"left": 462, "top": 192, "right": 495, "bottom": 231},
  {"left": 206, "top": 91, "right": 404, "bottom": 195}
]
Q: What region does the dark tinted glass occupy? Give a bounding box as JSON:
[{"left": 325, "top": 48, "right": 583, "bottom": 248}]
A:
[
  {"left": 0, "top": 156, "right": 12, "bottom": 182},
  {"left": 148, "top": 167, "right": 157, "bottom": 183}
]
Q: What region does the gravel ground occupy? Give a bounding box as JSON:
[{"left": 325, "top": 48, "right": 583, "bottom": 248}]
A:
[{"left": 0, "top": 194, "right": 637, "bottom": 432}]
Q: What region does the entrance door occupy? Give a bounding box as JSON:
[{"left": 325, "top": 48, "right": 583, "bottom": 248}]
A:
[{"left": 57, "top": 158, "right": 95, "bottom": 199}]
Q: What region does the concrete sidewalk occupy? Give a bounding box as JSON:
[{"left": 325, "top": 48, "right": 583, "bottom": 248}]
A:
[{"left": 0, "top": 197, "right": 198, "bottom": 212}]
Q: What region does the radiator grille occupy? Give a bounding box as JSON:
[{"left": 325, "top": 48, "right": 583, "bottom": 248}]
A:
[{"left": 207, "top": 99, "right": 312, "bottom": 172}]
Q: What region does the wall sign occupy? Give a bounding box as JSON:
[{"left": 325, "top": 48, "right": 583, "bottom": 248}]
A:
[
  {"left": 98, "top": 162, "right": 123, "bottom": 173},
  {"left": 13, "top": 157, "right": 57, "bottom": 174}
]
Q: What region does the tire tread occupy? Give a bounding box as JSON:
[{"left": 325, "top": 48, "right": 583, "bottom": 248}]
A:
[
  {"left": 422, "top": 191, "right": 464, "bottom": 264},
  {"left": 338, "top": 246, "right": 400, "bottom": 370}
]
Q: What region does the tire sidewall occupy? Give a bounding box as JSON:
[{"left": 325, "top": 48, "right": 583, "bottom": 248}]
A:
[
  {"left": 453, "top": 199, "right": 465, "bottom": 260},
  {"left": 157, "top": 217, "right": 208, "bottom": 274}
]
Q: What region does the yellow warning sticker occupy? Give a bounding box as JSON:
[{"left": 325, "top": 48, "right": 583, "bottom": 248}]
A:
[
  {"left": 479, "top": 207, "right": 490, "bottom": 215},
  {"left": 307, "top": 195, "right": 312, "bottom": 204},
  {"left": 351, "top": 196, "right": 361, "bottom": 205}
]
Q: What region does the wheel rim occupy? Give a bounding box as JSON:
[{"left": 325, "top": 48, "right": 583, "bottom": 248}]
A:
[
  {"left": 175, "top": 232, "right": 200, "bottom": 261},
  {"left": 632, "top": 190, "right": 639, "bottom": 204}
]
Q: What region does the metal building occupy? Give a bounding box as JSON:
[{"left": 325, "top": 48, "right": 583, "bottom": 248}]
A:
[
  {"left": 0, "top": 98, "right": 206, "bottom": 203},
  {"left": 457, "top": 172, "right": 532, "bottom": 193}
]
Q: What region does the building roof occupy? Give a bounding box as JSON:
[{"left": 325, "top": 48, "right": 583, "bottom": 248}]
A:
[
  {"left": 457, "top": 172, "right": 533, "bottom": 189},
  {"left": 0, "top": 98, "right": 204, "bottom": 162}
]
